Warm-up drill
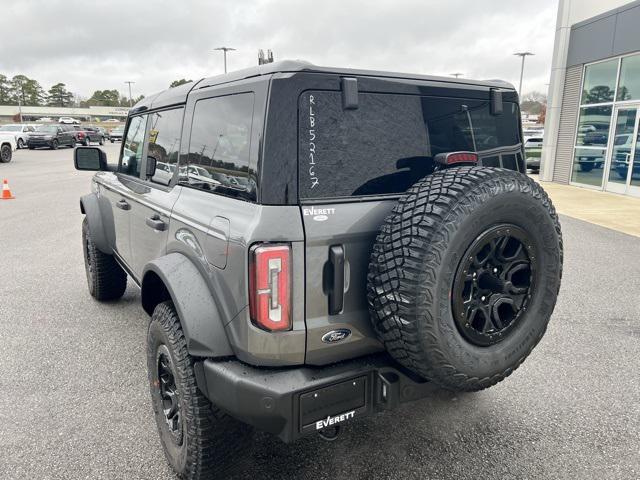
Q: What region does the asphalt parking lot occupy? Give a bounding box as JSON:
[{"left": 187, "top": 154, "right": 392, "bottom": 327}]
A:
[{"left": 0, "top": 145, "right": 639, "bottom": 480}]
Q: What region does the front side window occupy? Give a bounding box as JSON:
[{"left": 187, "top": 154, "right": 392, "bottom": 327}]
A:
[
  {"left": 581, "top": 60, "right": 617, "bottom": 104},
  {"left": 120, "top": 115, "right": 147, "bottom": 176},
  {"left": 182, "top": 93, "right": 255, "bottom": 200},
  {"left": 145, "top": 108, "right": 183, "bottom": 185}
]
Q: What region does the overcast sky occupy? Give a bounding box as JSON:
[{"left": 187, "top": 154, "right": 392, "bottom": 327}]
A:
[{"left": 0, "top": 0, "right": 558, "bottom": 100}]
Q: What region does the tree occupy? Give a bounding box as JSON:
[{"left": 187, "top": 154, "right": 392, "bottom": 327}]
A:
[
  {"left": 85, "top": 89, "right": 121, "bottom": 107},
  {"left": 170, "top": 78, "right": 192, "bottom": 88},
  {"left": 0, "top": 74, "right": 11, "bottom": 105},
  {"left": 10, "top": 75, "right": 45, "bottom": 106},
  {"left": 521, "top": 91, "right": 547, "bottom": 104},
  {"left": 47, "top": 83, "right": 74, "bottom": 107}
]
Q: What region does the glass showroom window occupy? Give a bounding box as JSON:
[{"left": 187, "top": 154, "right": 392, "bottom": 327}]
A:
[
  {"left": 617, "top": 55, "right": 640, "bottom": 102},
  {"left": 572, "top": 59, "right": 619, "bottom": 187}
]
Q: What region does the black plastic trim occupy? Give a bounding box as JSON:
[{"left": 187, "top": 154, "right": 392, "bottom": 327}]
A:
[{"left": 198, "top": 353, "right": 436, "bottom": 443}]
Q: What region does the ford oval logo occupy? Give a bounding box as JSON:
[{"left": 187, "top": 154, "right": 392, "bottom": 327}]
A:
[
  {"left": 313, "top": 214, "right": 328, "bottom": 222},
  {"left": 321, "top": 329, "right": 351, "bottom": 344}
]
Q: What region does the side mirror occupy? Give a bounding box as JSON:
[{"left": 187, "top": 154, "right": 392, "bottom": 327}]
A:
[
  {"left": 146, "top": 155, "right": 157, "bottom": 178},
  {"left": 75, "top": 146, "right": 107, "bottom": 171}
]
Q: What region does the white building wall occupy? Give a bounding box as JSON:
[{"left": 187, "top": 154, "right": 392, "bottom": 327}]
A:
[{"left": 540, "top": 0, "right": 633, "bottom": 181}]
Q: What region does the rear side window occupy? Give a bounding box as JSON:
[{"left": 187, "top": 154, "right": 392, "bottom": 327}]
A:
[
  {"left": 182, "top": 93, "right": 256, "bottom": 201},
  {"left": 298, "top": 91, "right": 521, "bottom": 199}
]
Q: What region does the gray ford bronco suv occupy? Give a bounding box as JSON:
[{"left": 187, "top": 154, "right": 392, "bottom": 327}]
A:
[{"left": 74, "top": 61, "right": 562, "bottom": 479}]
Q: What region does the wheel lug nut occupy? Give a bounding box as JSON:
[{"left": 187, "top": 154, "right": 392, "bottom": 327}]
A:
[
  {"left": 493, "top": 268, "right": 498, "bottom": 273},
  {"left": 481, "top": 296, "right": 486, "bottom": 301}
]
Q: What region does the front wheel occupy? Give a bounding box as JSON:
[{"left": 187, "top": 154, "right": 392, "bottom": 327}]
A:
[
  {"left": 147, "top": 302, "right": 251, "bottom": 479},
  {"left": 99, "top": 136, "right": 104, "bottom": 145},
  {"left": 51, "top": 140, "right": 59, "bottom": 150},
  {"left": 17, "top": 138, "right": 24, "bottom": 149},
  {"left": 82, "top": 218, "right": 127, "bottom": 300}
]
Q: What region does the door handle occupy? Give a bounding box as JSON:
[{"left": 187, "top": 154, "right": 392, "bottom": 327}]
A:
[
  {"left": 329, "top": 245, "right": 345, "bottom": 315},
  {"left": 146, "top": 215, "right": 167, "bottom": 231},
  {"left": 115, "top": 199, "right": 130, "bottom": 211}
]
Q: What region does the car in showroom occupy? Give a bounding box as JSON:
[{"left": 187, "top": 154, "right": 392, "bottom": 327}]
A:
[{"left": 0, "top": 123, "right": 37, "bottom": 149}]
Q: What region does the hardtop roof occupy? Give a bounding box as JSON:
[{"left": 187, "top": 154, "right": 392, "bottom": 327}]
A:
[{"left": 132, "top": 60, "right": 515, "bottom": 112}]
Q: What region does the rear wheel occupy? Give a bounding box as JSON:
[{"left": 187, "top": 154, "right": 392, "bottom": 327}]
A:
[
  {"left": 17, "top": 138, "right": 24, "bottom": 149},
  {"left": 368, "top": 167, "right": 563, "bottom": 392},
  {"left": 148, "top": 302, "right": 251, "bottom": 479},
  {"left": 99, "top": 136, "right": 104, "bottom": 145},
  {"left": 82, "top": 218, "right": 127, "bottom": 301},
  {"left": 0, "top": 144, "right": 12, "bottom": 163},
  {"left": 579, "top": 163, "right": 594, "bottom": 172}
]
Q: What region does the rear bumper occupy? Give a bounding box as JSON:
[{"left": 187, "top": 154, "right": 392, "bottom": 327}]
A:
[{"left": 196, "top": 353, "right": 436, "bottom": 443}]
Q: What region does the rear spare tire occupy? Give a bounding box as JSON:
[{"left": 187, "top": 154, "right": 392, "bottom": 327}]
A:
[{"left": 367, "top": 166, "right": 562, "bottom": 392}]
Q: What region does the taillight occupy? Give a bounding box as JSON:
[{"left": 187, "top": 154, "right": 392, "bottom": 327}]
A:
[
  {"left": 435, "top": 151, "right": 478, "bottom": 165},
  {"left": 249, "top": 244, "right": 291, "bottom": 331}
]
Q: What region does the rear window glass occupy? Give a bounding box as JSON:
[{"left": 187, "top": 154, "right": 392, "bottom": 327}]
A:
[{"left": 298, "top": 91, "right": 521, "bottom": 199}]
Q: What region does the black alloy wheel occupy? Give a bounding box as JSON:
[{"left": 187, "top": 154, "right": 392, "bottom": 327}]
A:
[
  {"left": 452, "top": 224, "right": 536, "bottom": 347},
  {"left": 156, "top": 345, "right": 183, "bottom": 445}
]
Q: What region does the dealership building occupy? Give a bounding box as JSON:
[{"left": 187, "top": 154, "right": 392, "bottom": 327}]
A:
[
  {"left": 0, "top": 105, "right": 129, "bottom": 124},
  {"left": 542, "top": 0, "right": 640, "bottom": 198}
]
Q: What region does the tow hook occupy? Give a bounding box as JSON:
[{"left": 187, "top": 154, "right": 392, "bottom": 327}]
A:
[{"left": 318, "top": 425, "right": 341, "bottom": 441}]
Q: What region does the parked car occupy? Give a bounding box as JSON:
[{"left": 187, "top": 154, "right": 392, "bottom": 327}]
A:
[
  {"left": 73, "top": 126, "right": 105, "bottom": 146},
  {"left": 36, "top": 117, "right": 53, "bottom": 123},
  {"left": 58, "top": 116, "right": 80, "bottom": 124},
  {"left": 0, "top": 131, "right": 17, "bottom": 163},
  {"left": 524, "top": 135, "right": 544, "bottom": 173},
  {"left": 73, "top": 61, "right": 563, "bottom": 479},
  {"left": 109, "top": 127, "right": 124, "bottom": 142},
  {"left": 27, "top": 124, "right": 76, "bottom": 149},
  {"left": 105, "top": 118, "right": 121, "bottom": 123},
  {"left": 0, "top": 123, "right": 36, "bottom": 149}
]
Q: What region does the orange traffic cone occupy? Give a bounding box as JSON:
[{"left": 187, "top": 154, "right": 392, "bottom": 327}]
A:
[{"left": 1, "top": 179, "right": 15, "bottom": 200}]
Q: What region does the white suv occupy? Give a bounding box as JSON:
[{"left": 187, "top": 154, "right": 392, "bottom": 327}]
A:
[
  {"left": 58, "top": 116, "right": 80, "bottom": 124},
  {"left": 0, "top": 124, "right": 36, "bottom": 149}
]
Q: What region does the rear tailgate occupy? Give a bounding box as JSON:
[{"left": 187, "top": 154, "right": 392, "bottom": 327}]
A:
[{"left": 302, "top": 201, "right": 392, "bottom": 364}]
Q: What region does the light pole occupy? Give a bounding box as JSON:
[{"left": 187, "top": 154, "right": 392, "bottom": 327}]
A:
[
  {"left": 514, "top": 52, "right": 535, "bottom": 96},
  {"left": 450, "top": 73, "right": 463, "bottom": 78},
  {"left": 16, "top": 81, "right": 23, "bottom": 123},
  {"left": 124, "top": 81, "right": 135, "bottom": 107},
  {"left": 214, "top": 47, "right": 236, "bottom": 73}
]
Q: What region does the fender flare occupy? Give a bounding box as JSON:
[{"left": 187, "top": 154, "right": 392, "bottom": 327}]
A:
[
  {"left": 142, "top": 253, "right": 234, "bottom": 358},
  {"left": 80, "top": 193, "right": 115, "bottom": 254}
]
